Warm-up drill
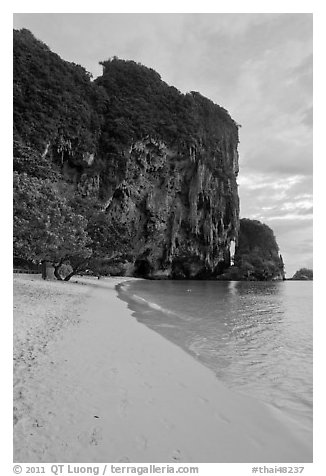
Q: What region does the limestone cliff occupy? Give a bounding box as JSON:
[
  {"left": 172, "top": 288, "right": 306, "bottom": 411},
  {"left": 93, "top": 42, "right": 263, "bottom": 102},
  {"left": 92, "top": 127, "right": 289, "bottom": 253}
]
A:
[
  {"left": 13, "top": 30, "right": 240, "bottom": 279},
  {"left": 104, "top": 134, "right": 239, "bottom": 278},
  {"left": 95, "top": 58, "right": 240, "bottom": 278}
]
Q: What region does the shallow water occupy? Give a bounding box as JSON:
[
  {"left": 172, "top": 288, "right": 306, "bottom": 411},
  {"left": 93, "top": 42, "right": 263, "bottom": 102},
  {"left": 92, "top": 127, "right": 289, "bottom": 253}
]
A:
[{"left": 118, "top": 280, "right": 312, "bottom": 432}]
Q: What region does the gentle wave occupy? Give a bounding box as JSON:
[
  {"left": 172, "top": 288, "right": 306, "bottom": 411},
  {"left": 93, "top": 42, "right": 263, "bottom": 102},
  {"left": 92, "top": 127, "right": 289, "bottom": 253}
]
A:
[
  {"left": 117, "top": 279, "right": 313, "bottom": 431},
  {"left": 118, "top": 282, "right": 195, "bottom": 322}
]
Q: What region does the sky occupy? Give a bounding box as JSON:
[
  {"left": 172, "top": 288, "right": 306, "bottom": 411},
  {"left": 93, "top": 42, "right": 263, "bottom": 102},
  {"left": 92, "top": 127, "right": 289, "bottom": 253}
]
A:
[{"left": 13, "top": 12, "right": 313, "bottom": 277}]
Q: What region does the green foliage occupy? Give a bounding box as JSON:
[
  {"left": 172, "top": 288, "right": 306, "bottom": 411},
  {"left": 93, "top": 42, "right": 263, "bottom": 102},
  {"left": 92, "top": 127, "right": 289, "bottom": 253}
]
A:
[
  {"left": 13, "top": 29, "right": 239, "bottom": 192},
  {"left": 96, "top": 57, "right": 238, "bottom": 151},
  {"left": 13, "top": 140, "right": 61, "bottom": 181},
  {"left": 13, "top": 172, "right": 92, "bottom": 264},
  {"left": 234, "top": 218, "right": 284, "bottom": 280},
  {"left": 13, "top": 28, "right": 104, "bottom": 162},
  {"left": 93, "top": 58, "right": 239, "bottom": 196},
  {"left": 87, "top": 210, "right": 133, "bottom": 258},
  {"left": 292, "top": 268, "right": 313, "bottom": 280}
]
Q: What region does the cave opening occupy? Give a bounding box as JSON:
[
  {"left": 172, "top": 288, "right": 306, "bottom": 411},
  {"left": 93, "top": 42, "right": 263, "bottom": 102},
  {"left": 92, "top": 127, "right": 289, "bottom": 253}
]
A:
[
  {"left": 215, "top": 259, "right": 229, "bottom": 276},
  {"left": 134, "top": 259, "right": 152, "bottom": 278}
]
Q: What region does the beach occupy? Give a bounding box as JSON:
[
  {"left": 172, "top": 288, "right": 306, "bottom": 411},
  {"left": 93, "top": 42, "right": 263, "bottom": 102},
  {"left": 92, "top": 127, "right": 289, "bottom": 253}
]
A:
[{"left": 13, "top": 274, "right": 312, "bottom": 463}]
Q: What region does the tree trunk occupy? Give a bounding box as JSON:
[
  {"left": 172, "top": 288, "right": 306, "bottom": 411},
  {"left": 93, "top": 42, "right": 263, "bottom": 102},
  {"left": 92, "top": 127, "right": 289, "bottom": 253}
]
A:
[
  {"left": 64, "top": 271, "right": 76, "bottom": 281},
  {"left": 53, "top": 264, "right": 63, "bottom": 280},
  {"left": 63, "top": 257, "right": 91, "bottom": 281},
  {"left": 41, "top": 260, "right": 56, "bottom": 280},
  {"left": 41, "top": 260, "right": 47, "bottom": 280}
]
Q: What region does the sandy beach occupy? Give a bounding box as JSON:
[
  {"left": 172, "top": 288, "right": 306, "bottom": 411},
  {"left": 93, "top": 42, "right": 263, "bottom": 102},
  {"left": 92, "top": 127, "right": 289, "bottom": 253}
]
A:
[{"left": 13, "top": 274, "right": 312, "bottom": 463}]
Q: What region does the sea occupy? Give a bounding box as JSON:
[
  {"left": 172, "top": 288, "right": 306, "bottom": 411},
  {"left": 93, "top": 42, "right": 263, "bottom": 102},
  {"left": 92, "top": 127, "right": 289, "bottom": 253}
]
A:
[{"left": 118, "top": 279, "right": 313, "bottom": 432}]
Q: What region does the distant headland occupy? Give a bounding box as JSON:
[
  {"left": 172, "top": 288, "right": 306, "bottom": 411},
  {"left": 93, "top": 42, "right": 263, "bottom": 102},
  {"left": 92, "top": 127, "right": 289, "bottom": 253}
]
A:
[{"left": 289, "top": 268, "right": 313, "bottom": 281}]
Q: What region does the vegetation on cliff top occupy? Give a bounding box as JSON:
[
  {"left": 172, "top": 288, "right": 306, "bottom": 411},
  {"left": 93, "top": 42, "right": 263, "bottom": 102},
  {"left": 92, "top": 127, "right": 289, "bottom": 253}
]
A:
[
  {"left": 291, "top": 268, "right": 313, "bottom": 280},
  {"left": 97, "top": 57, "right": 238, "bottom": 150},
  {"left": 14, "top": 28, "right": 103, "bottom": 158},
  {"left": 227, "top": 219, "right": 285, "bottom": 281}
]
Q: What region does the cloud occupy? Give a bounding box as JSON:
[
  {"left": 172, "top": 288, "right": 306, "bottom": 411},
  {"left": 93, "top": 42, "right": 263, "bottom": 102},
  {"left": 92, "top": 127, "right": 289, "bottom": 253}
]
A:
[
  {"left": 267, "top": 217, "right": 313, "bottom": 277},
  {"left": 238, "top": 174, "right": 313, "bottom": 221},
  {"left": 238, "top": 170, "right": 313, "bottom": 276}
]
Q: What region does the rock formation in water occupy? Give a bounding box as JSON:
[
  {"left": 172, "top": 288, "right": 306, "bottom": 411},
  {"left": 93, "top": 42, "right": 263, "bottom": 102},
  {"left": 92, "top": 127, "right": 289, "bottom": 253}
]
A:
[
  {"left": 221, "top": 218, "right": 285, "bottom": 281},
  {"left": 291, "top": 268, "right": 313, "bottom": 280},
  {"left": 13, "top": 29, "right": 240, "bottom": 279}
]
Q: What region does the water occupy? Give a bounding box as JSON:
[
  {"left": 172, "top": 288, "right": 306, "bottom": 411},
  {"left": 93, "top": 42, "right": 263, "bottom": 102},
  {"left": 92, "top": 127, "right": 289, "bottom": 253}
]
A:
[{"left": 117, "top": 280, "right": 313, "bottom": 431}]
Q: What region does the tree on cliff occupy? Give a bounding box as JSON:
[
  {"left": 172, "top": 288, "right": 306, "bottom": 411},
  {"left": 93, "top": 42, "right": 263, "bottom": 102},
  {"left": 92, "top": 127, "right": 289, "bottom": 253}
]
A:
[
  {"left": 234, "top": 218, "right": 285, "bottom": 281},
  {"left": 13, "top": 172, "right": 92, "bottom": 279},
  {"left": 96, "top": 57, "right": 237, "bottom": 154},
  {"left": 14, "top": 28, "right": 103, "bottom": 157}
]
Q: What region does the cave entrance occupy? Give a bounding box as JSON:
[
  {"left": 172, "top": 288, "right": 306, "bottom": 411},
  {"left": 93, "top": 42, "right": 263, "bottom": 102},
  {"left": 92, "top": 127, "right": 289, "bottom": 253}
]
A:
[
  {"left": 134, "top": 259, "right": 152, "bottom": 278},
  {"left": 215, "top": 260, "right": 229, "bottom": 276},
  {"left": 171, "top": 261, "right": 190, "bottom": 279}
]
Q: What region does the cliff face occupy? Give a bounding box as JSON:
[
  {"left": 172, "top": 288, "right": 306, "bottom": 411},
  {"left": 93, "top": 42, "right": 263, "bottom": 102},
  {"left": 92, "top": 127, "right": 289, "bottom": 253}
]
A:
[
  {"left": 95, "top": 59, "right": 240, "bottom": 278},
  {"left": 13, "top": 30, "right": 240, "bottom": 279},
  {"left": 105, "top": 135, "right": 239, "bottom": 278}
]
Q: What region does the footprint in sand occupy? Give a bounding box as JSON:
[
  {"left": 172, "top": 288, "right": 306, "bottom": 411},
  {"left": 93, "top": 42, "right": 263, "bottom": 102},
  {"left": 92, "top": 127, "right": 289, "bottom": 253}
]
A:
[
  {"left": 118, "top": 456, "right": 130, "bottom": 463},
  {"left": 119, "top": 389, "right": 129, "bottom": 416},
  {"left": 33, "top": 418, "right": 43, "bottom": 428},
  {"left": 77, "top": 426, "right": 102, "bottom": 447},
  {"left": 198, "top": 395, "right": 209, "bottom": 404},
  {"left": 90, "top": 427, "right": 102, "bottom": 446},
  {"left": 110, "top": 367, "right": 118, "bottom": 377},
  {"left": 161, "top": 417, "right": 175, "bottom": 431},
  {"left": 135, "top": 434, "right": 148, "bottom": 451},
  {"left": 171, "top": 449, "right": 182, "bottom": 462},
  {"left": 214, "top": 411, "right": 231, "bottom": 424},
  {"left": 146, "top": 396, "right": 156, "bottom": 405}
]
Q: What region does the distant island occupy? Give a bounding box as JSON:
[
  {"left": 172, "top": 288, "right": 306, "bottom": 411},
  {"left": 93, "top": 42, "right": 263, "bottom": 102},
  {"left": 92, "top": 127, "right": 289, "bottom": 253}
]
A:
[
  {"left": 13, "top": 28, "right": 284, "bottom": 282},
  {"left": 290, "top": 268, "right": 313, "bottom": 281}
]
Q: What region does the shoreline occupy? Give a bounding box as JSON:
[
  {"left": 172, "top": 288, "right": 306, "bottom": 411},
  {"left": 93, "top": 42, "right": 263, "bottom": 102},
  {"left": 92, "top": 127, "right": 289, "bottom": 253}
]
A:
[
  {"left": 13, "top": 274, "right": 312, "bottom": 463},
  {"left": 117, "top": 278, "right": 313, "bottom": 433}
]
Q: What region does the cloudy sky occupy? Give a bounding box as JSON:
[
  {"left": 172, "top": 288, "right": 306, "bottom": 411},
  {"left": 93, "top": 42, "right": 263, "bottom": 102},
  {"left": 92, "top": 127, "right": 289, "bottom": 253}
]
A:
[{"left": 13, "top": 13, "right": 313, "bottom": 277}]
